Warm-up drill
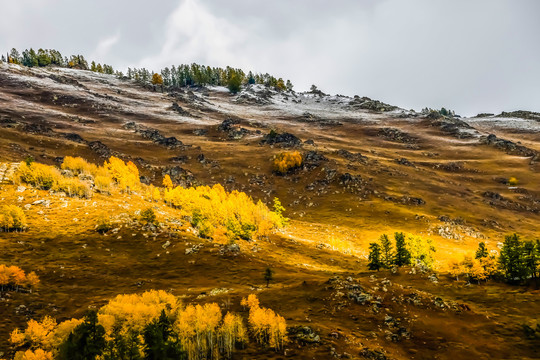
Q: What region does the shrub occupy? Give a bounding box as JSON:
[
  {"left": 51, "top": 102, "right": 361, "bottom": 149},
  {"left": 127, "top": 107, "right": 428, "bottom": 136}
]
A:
[
  {"left": 508, "top": 177, "right": 518, "bottom": 186},
  {"left": 94, "top": 175, "right": 113, "bottom": 194},
  {"left": 95, "top": 214, "right": 113, "bottom": 234},
  {"left": 272, "top": 151, "right": 302, "bottom": 174},
  {"left": 140, "top": 207, "right": 157, "bottom": 226},
  {"left": 15, "top": 162, "right": 59, "bottom": 190},
  {"left": 15, "top": 162, "right": 91, "bottom": 198},
  {"left": 0, "top": 205, "right": 27, "bottom": 231},
  {"left": 54, "top": 177, "right": 91, "bottom": 198},
  {"left": 61, "top": 156, "right": 98, "bottom": 176}
]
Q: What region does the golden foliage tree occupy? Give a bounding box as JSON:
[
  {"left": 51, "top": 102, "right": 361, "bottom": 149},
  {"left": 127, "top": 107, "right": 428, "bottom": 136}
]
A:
[
  {"left": 164, "top": 184, "right": 283, "bottom": 241},
  {"left": 162, "top": 174, "right": 173, "bottom": 189},
  {"left": 0, "top": 205, "right": 27, "bottom": 231},
  {"left": 13, "top": 349, "right": 53, "bottom": 360},
  {"left": 241, "top": 294, "right": 287, "bottom": 351},
  {"left": 272, "top": 151, "right": 302, "bottom": 174},
  {"left": 104, "top": 156, "right": 141, "bottom": 193},
  {"left": 151, "top": 73, "right": 163, "bottom": 86}
]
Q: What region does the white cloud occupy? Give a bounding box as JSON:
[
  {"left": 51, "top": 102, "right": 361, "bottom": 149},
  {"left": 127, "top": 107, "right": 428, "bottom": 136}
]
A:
[
  {"left": 138, "top": 0, "right": 248, "bottom": 70},
  {"left": 91, "top": 33, "right": 121, "bottom": 63}
]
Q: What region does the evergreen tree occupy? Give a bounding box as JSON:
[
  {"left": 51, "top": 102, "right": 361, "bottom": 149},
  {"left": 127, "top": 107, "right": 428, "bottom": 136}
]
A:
[
  {"left": 228, "top": 74, "right": 241, "bottom": 94},
  {"left": 523, "top": 240, "right": 539, "bottom": 281},
  {"left": 22, "top": 48, "right": 38, "bottom": 67},
  {"left": 286, "top": 80, "right": 293, "bottom": 91},
  {"left": 247, "top": 71, "right": 256, "bottom": 84},
  {"left": 264, "top": 267, "right": 274, "bottom": 287},
  {"left": 37, "top": 48, "right": 51, "bottom": 67},
  {"left": 394, "top": 232, "right": 411, "bottom": 266},
  {"left": 379, "top": 234, "right": 394, "bottom": 268},
  {"left": 58, "top": 310, "right": 106, "bottom": 360},
  {"left": 499, "top": 233, "right": 526, "bottom": 283},
  {"left": 143, "top": 310, "right": 185, "bottom": 360},
  {"left": 103, "top": 326, "right": 142, "bottom": 360},
  {"left": 368, "top": 242, "right": 382, "bottom": 271},
  {"left": 9, "top": 48, "right": 21, "bottom": 64},
  {"left": 475, "top": 242, "right": 488, "bottom": 259}
]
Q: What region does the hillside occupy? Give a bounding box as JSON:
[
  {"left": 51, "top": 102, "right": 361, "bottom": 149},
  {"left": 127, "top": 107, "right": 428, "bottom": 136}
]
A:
[{"left": 0, "top": 62, "right": 539, "bottom": 360}]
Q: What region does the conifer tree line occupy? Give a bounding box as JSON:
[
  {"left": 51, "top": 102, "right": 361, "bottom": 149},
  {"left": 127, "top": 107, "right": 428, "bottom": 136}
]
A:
[
  {"left": 493, "top": 234, "right": 539, "bottom": 284},
  {"left": 368, "top": 232, "right": 435, "bottom": 271},
  {"left": 2, "top": 47, "right": 294, "bottom": 92},
  {"left": 368, "top": 232, "right": 540, "bottom": 286}
]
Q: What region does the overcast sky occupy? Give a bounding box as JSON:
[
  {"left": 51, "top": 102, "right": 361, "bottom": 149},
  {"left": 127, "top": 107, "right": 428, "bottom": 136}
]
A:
[{"left": 1, "top": 0, "right": 539, "bottom": 116}]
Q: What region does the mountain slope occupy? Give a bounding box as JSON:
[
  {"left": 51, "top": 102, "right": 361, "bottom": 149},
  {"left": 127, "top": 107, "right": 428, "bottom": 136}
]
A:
[{"left": 0, "top": 63, "right": 539, "bottom": 359}]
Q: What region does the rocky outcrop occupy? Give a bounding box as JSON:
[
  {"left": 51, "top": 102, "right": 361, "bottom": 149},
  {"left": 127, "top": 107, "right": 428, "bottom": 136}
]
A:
[
  {"left": 481, "top": 134, "right": 537, "bottom": 158},
  {"left": 260, "top": 130, "right": 302, "bottom": 148},
  {"left": 348, "top": 96, "right": 397, "bottom": 112}
]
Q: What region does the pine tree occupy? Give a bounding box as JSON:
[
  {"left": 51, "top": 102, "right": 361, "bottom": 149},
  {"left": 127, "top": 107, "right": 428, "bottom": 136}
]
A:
[
  {"left": 58, "top": 310, "right": 106, "bottom": 360},
  {"left": 499, "top": 233, "right": 526, "bottom": 283},
  {"left": 379, "top": 234, "right": 394, "bottom": 268},
  {"left": 523, "top": 240, "right": 539, "bottom": 281},
  {"left": 286, "top": 80, "right": 293, "bottom": 91},
  {"left": 143, "top": 310, "right": 184, "bottom": 360},
  {"left": 394, "top": 232, "right": 411, "bottom": 267},
  {"left": 475, "top": 242, "right": 488, "bottom": 259},
  {"left": 368, "top": 242, "right": 382, "bottom": 271},
  {"left": 228, "top": 74, "right": 241, "bottom": 94},
  {"left": 264, "top": 267, "right": 274, "bottom": 287}
]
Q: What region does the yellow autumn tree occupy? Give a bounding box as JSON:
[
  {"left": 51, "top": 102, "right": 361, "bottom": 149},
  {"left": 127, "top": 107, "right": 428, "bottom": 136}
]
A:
[
  {"left": 104, "top": 156, "right": 141, "bottom": 193},
  {"left": 162, "top": 174, "right": 173, "bottom": 189},
  {"left": 219, "top": 312, "right": 247, "bottom": 358},
  {"left": 242, "top": 294, "right": 287, "bottom": 351},
  {"left": 25, "top": 271, "right": 40, "bottom": 293},
  {"left": 98, "top": 289, "right": 180, "bottom": 336},
  {"left": 164, "top": 184, "right": 283, "bottom": 241},
  {"left": 10, "top": 316, "right": 56, "bottom": 349},
  {"left": 151, "top": 73, "right": 163, "bottom": 86},
  {"left": 13, "top": 349, "right": 53, "bottom": 360},
  {"left": 0, "top": 205, "right": 27, "bottom": 231}
]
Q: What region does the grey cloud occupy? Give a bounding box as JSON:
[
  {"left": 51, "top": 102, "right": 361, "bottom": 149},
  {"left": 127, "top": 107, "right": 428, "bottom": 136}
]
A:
[{"left": 1, "top": 0, "right": 539, "bottom": 116}]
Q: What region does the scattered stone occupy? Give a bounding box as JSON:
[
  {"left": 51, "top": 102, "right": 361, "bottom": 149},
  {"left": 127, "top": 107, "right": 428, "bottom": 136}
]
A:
[
  {"left": 336, "top": 149, "right": 368, "bottom": 163},
  {"left": 170, "top": 102, "right": 192, "bottom": 116},
  {"left": 288, "top": 326, "right": 321, "bottom": 344}
]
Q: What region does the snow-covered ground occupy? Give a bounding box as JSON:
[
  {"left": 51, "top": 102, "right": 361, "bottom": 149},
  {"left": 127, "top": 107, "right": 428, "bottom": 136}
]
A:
[{"left": 463, "top": 116, "right": 540, "bottom": 132}]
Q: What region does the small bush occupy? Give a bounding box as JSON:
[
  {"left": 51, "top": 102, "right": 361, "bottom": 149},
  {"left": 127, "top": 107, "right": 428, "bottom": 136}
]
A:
[
  {"left": 15, "top": 162, "right": 91, "bottom": 198},
  {"left": 96, "top": 214, "right": 113, "bottom": 234},
  {"left": 140, "top": 207, "right": 157, "bottom": 226},
  {"left": 15, "top": 162, "right": 59, "bottom": 190},
  {"left": 508, "top": 177, "right": 518, "bottom": 186},
  {"left": 54, "top": 177, "right": 91, "bottom": 198},
  {"left": 61, "top": 156, "right": 98, "bottom": 176},
  {"left": 94, "top": 175, "right": 113, "bottom": 194},
  {"left": 272, "top": 151, "right": 302, "bottom": 174}
]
